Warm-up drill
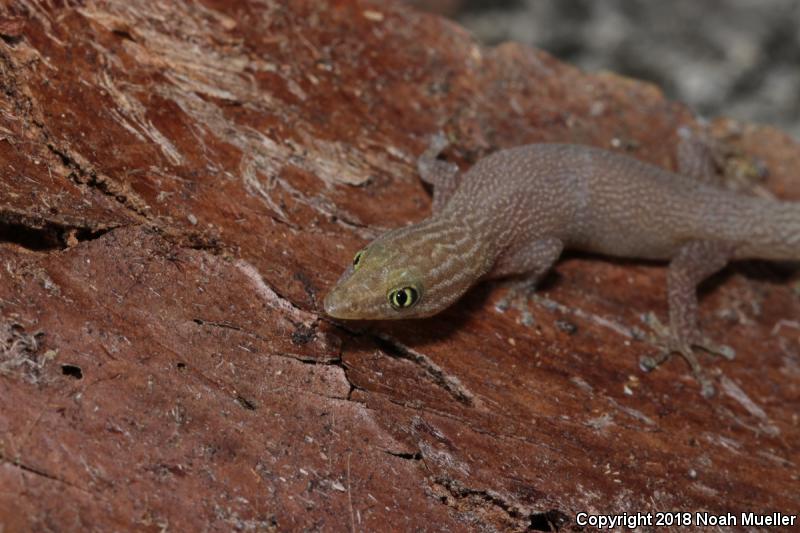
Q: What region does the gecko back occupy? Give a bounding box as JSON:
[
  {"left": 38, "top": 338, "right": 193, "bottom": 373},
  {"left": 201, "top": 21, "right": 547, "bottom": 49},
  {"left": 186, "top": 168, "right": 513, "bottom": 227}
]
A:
[{"left": 446, "top": 143, "right": 800, "bottom": 263}]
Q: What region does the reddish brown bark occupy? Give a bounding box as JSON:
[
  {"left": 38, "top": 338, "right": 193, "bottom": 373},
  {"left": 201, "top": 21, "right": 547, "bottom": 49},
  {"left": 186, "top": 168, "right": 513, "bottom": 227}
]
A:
[{"left": 1, "top": 1, "right": 798, "bottom": 531}]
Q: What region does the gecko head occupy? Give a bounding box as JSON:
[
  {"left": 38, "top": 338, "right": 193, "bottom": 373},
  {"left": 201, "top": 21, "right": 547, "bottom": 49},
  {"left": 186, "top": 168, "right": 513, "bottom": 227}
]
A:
[{"left": 324, "top": 224, "right": 475, "bottom": 320}]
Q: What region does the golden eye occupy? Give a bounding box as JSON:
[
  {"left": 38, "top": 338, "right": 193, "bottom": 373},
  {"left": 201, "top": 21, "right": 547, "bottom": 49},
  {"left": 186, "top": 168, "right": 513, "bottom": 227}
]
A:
[
  {"left": 388, "top": 286, "right": 420, "bottom": 310},
  {"left": 353, "top": 249, "right": 365, "bottom": 269}
]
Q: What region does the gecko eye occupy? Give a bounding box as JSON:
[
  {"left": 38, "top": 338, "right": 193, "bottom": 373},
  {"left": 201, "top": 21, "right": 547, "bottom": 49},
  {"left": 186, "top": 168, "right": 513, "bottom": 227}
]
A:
[
  {"left": 353, "top": 249, "right": 365, "bottom": 269},
  {"left": 388, "top": 286, "right": 420, "bottom": 310}
]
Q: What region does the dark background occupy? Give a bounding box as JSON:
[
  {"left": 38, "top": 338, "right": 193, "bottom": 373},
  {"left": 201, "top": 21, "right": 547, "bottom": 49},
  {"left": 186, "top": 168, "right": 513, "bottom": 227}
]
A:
[{"left": 410, "top": 0, "right": 800, "bottom": 139}]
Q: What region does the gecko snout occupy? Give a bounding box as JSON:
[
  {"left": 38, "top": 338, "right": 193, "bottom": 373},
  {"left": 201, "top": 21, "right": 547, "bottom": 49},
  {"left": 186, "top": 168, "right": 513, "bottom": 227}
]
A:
[
  {"left": 323, "top": 287, "right": 358, "bottom": 319},
  {"left": 323, "top": 290, "right": 344, "bottom": 318}
]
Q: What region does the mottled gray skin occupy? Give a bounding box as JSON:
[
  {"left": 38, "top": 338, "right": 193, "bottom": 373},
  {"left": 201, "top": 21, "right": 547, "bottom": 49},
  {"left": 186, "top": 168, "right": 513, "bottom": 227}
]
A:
[
  {"left": 449, "top": 144, "right": 799, "bottom": 262},
  {"left": 325, "top": 138, "right": 800, "bottom": 396}
]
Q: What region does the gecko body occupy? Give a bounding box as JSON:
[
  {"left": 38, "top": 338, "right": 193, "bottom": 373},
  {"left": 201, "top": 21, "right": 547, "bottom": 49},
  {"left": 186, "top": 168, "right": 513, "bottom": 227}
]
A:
[{"left": 324, "top": 137, "right": 800, "bottom": 395}]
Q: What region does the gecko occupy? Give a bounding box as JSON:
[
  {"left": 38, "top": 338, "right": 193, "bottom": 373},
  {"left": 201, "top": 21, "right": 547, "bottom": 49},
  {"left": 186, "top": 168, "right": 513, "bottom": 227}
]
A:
[{"left": 323, "top": 133, "right": 800, "bottom": 396}]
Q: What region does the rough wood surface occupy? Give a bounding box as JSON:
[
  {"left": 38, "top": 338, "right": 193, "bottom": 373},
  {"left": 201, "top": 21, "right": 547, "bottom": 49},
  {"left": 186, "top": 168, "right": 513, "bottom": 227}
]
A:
[{"left": 1, "top": 1, "right": 798, "bottom": 531}]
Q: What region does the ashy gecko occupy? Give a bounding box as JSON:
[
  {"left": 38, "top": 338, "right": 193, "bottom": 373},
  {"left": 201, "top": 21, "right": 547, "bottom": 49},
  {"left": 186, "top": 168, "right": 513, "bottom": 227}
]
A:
[{"left": 324, "top": 133, "right": 800, "bottom": 396}]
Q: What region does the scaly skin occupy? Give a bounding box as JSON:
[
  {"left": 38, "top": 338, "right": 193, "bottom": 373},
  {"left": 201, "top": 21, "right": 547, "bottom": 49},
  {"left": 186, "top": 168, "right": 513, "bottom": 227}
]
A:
[{"left": 324, "top": 137, "right": 800, "bottom": 396}]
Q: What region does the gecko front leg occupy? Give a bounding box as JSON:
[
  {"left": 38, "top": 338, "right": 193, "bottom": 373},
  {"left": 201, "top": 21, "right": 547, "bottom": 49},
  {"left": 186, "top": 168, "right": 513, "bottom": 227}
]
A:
[
  {"left": 493, "top": 238, "right": 564, "bottom": 325},
  {"left": 417, "top": 133, "right": 460, "bottom": 212},
  {"left": 641, "top": 240, "right": 737, "bottom": 397}
]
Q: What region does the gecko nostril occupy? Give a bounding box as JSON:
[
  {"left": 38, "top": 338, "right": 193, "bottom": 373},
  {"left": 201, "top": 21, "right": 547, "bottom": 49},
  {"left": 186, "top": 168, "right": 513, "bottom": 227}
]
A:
[{"left": 323, "top": 292, "right": 337, "bottom": 313}]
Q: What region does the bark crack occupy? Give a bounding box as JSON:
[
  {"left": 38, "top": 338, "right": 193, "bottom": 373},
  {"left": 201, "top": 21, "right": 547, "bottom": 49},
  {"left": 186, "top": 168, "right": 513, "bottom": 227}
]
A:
[
  {"left": 0, "top": 212, "right": 120, "bottom": 252},
  {"left": 432, "top": 477, "right": 570, "bottom": 532},
  {"left": 45, "top": 143, "right": 152, "bottom": 219},
  {"left": 370, "top": 332, "right": 477, "bottom": 408},
  {"left": 0, "top": 453, "right": 92, "bottom": 495}
]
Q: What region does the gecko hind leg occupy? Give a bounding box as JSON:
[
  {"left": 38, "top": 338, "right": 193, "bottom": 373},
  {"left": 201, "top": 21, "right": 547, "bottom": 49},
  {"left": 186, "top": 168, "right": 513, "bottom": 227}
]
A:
[
  {"left": 677, "top": 126, "right": 725, "bottom": 186},
  {"left": 417, "top": 132, "right": 460, "bottom": 212},
  {"left": 640, "top": 240, "right": 736, "bottom": 398}
]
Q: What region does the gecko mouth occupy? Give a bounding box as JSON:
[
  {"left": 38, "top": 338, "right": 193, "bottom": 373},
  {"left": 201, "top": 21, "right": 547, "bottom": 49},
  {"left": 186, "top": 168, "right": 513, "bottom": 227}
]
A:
[{"left": 323, "top": 289, "right": 362, "bottom": 319}]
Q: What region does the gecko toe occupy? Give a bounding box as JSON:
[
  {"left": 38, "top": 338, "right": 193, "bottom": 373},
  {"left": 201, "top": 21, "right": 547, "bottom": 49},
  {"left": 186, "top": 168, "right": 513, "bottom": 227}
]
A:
[
  {"left": 429, "top": 131, "right": 449, "bottom": 152},
  {"left": 694, "top": 336, "right": 736, "bottom": 361},
  {"left": 639, "top": 351, "right": 670, "bottom": 372},
  {"left": 639, "top": 355, "right": 657, "bottom": 372},
  {"left": 494, "top": 280, "right": 538, "bottom": 326},
  {"left": 699, "top": 379, "right": 716, "bottom": 399},
  {"left": 520, "top": 310, "right": 535, "bottom": 327},
  {"left": 678, "top": 344, "right": 717, "bottom": 398},
  {"left": 494, "top": 297, "right": 512, "bottom": 313}
]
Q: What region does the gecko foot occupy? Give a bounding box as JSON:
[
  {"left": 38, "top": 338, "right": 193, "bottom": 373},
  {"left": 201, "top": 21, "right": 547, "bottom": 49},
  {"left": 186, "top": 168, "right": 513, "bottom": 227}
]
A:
[
  {"left": 495, "top": 282, "right": 536, "bottom": 327},
  {"left": 640, "top": 312, "right": 736, "bottom": 398},
  {"left": 492, "top": 238, "right": 563, "bottom": 327}
]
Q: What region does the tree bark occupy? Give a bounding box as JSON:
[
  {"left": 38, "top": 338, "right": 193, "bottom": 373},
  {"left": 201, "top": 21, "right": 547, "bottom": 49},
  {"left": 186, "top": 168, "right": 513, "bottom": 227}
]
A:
[{"left": 1, "top": 1, "right": 798, "bottom": 531}]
